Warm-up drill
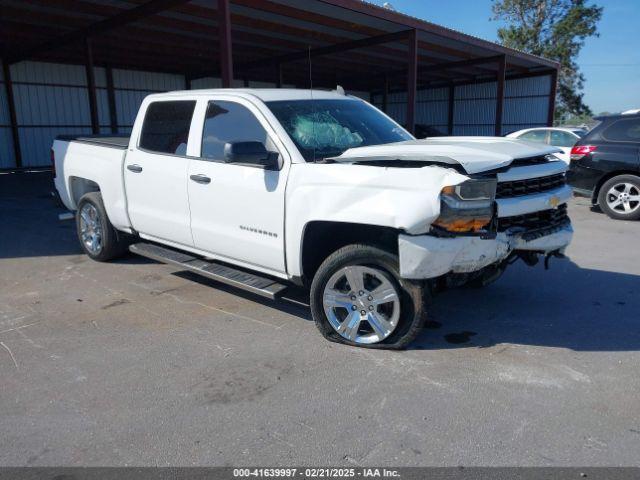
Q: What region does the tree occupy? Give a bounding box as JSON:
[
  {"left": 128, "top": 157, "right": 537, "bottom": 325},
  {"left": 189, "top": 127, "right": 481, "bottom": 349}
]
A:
[{"left": 492, "top": 0, "right": 603, "bottom": 122}]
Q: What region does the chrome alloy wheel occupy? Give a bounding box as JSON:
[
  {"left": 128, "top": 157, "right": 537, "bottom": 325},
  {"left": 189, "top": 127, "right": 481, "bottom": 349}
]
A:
[
  {"left": 606, "top": 182, "right": 640, "bottom": 215},
  {"left": 322, "top": 265, "right": 400, "bottom": 344},
  {"left": 79, "top": 203, "right": 103, "bottom": 254}
]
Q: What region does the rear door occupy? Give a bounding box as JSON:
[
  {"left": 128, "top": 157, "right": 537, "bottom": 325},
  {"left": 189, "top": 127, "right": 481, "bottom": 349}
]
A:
[
  {"left": 124, "top": 99, "right": 197, "bottom": 247},
  {"left": 186, "top": 97, "right": 289, "bottom": 274}
]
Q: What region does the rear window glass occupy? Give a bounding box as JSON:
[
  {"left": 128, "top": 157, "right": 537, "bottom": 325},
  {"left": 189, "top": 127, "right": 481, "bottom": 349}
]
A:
[
  {"left": 550, "top": 130, "right": 578, "bottom": 147},
  {"left": 602, "top": 118, "right": 640, "bottom": 143},
  {"left": 139, "top": 101, "right": 196, "bottom": 155}
]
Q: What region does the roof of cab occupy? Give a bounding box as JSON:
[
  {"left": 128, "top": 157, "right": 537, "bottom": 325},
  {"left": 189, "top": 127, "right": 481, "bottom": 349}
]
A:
[{"left": 148, "top": 88, "right": 354, "bottom": 102}]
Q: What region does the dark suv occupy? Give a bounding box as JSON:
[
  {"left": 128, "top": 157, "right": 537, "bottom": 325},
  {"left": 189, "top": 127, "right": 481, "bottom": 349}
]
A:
[{"left": 567, "top": 112, "right": 640, "bottom": 220}]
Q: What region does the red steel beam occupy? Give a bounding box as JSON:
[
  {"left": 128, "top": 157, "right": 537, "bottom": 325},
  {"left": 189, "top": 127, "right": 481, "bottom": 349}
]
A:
[
  {"left": 547, "top": 68, "right": 558, "bottom": 126},
  {"left": 84, "top": 38, "right": 100, "bottom": 134},
  {"left": 406, "top": 29, "right": 418, "bottom": 135},
  {"left": 105, "top": 66, "right": 118, "bottom": 134},
  {"left": 218, "top": 0, "right": 234, "bottom": 88},
  {"left": 382, "top": 74, "right": 389, "bottom": 113},
  {"left": 239, "top": 29, "right": 413, "bottom": 71},
  {"left": 1, "top": 60, "right": 22, "bottom": 168},
  {"left": 447, "top": 84, "right": 455, "bottom": 135},
  {"left": 494, "top": 55, "right": 506, "bottom": 136}
]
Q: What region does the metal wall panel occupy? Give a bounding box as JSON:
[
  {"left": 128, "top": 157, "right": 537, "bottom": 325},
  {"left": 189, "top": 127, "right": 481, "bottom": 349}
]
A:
[
  {"left": 0, "top": 128, "right": 14, "bottom": 168},
  {"left": 97, "top": 89, "right": 111, "bottom": 127},
  {"left": 13, "top": 84, "right": 91, "bottom": 125},
  {"left": 373, "top": 75, "right": 552, "bottom": 136},
  {"left": 9, "top": 62, "right": 93, "bottom": 167},
  {"left": 191, "top": 77, "right": 222, "bottom": 89},
  {"left": 453, "top": 81, "right": 497, "bottom": 135},
  {"left": 416, "top": 86, "right": 449, "bottom": 133},
  {"left": 5, "top": 61, "right": 193, "bottom": 167},
  {"left": 0, "top": 82, "right": 9, "bottom": 126},
  {"left": 19, "top": 126, "right": 93, "bottom": 167},
  {"left": 0, "top": 62, "right": 13, "bottom": 167},
  {"left": 112, "top": 69, "right": 185, "bottom": 91},
  {"left": 452, "top": 125, "right": 496, "bottom": 136},
  {"left": 371, "top": 87, "right": 450, "bottom": 133},
  {"left": 502, "top": 74, "right": 552, "bottom": 135},
  {"left": 11, "top": 61, "right": 87, "bottom": 86},
  {"left": 114, "top": 90, "right": 149, "bottom": 128}
]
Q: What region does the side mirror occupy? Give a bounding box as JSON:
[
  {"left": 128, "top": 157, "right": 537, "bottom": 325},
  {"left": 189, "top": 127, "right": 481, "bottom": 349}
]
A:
[{"left": 223, "top": 141, "right": 280, "bottom": 169}]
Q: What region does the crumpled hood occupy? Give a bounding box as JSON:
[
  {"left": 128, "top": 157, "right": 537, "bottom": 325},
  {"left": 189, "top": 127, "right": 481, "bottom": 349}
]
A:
[{"left": 328, "top": 136, "right": 562, "bottom": 174}]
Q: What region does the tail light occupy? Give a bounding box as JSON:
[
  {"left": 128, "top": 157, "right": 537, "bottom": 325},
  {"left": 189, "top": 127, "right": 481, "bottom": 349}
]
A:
[
  {"left": 50, "top": 148, "right": 56, "bottom": 177},
  {"left": 570, "top": 145, "right": 597, "bottom": 161}
]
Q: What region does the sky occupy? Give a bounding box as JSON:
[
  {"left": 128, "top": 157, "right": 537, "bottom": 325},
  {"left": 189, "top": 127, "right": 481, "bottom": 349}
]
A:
[{"left": 373, "top": 0, "right": 640, "bottom": 114}]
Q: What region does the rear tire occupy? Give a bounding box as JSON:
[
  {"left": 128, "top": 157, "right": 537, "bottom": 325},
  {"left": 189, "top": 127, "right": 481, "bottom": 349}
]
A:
[
  {"left": 76, "top": 192, "right": 129, "bottom": 261},
  {"left": 597, "top": 174, "right": 640, "bottom": 220},
  {"left": 310, "top": 244, "right": 427, "bottom": 349}
]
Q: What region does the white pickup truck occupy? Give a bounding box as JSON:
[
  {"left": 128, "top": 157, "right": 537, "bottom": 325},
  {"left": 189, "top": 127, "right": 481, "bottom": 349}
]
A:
[{"left": 53, "top": 88, "right": 572, "bottom": 349}]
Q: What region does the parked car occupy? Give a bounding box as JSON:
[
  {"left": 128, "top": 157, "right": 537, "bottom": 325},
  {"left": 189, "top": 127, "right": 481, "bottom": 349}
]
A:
[
  {"left": 52, "top": 89, "right": 572, "bottom": 349},
  {"left": 506, "top": 127, "right": 587, "bottom": 163},
  {"left": 567, "top": 111, "right": 640, "bottom": 220}
]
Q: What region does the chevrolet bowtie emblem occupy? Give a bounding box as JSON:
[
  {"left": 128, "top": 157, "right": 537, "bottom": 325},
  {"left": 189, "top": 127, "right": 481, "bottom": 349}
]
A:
[{"left": 549, "top": 196, "right": 560, "bottom": 208}]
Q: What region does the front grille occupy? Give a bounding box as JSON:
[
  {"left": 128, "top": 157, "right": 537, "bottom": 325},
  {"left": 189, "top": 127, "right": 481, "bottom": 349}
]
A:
[
  {"left": 498, "top": 204, "right": 570, "bottom": 240},
  {"left": 496, "top": 173, "right": 565, "bottom": 198}
]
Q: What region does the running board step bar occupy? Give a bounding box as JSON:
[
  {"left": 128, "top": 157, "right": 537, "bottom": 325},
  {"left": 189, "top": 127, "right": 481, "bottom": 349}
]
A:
[{"left": 129, "top": 242, "right": 288, "bottom": 300}]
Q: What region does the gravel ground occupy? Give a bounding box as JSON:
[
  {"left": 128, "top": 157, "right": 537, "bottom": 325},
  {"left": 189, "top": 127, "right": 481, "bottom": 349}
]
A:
[{"left": 1, "top": 171, "right": 639, "bottom": 467}]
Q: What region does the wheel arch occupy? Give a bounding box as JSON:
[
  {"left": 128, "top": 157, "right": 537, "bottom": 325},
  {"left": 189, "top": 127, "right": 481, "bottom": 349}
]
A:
[
  {"left": 69, "top": 176, "right": 101, "bottom": 209},
  {"left": 593, "top": 170, "right": 640, "bottom": 204},
  {"left": 298, "top": 220, "right": 401, "bottom": 286}
]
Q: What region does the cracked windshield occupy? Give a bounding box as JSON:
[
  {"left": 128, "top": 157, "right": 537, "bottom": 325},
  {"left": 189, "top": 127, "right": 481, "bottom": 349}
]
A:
[{"left": 267, "top": 98, "right": 412, "bottom": 161}]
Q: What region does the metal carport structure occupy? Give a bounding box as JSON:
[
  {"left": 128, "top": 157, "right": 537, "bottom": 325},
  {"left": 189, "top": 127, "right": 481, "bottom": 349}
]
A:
[{"left": 0, "top": 0, "right": 559, "bottom": 169}]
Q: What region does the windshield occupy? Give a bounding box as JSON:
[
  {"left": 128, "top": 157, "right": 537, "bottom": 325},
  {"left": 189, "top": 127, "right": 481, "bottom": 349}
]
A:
[{"left": 266, "top": 99, "right": 413, "bottom": 161}]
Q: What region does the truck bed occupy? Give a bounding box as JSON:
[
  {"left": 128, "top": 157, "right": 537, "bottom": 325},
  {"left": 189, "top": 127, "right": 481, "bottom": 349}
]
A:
[
  {"left": 56, "top": 135, "right": 130, "bottom": 149},
  {"left": 52, "top": 134, "right": 131, "bottom": 230}
]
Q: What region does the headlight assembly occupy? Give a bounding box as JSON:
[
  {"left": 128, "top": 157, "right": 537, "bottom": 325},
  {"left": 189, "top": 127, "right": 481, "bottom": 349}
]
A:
[{"left": 432, "top": 179, "right": 497, "bottom": 234}]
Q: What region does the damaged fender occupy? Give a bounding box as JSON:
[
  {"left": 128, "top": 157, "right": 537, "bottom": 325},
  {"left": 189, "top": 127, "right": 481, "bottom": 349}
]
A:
[{"left": 285, "top": 162, "right": 468, "bottom": 278}]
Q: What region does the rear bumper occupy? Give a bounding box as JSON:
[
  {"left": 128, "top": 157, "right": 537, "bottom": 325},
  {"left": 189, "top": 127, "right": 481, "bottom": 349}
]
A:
[{"left": 399, "top": 223, "right": 573, "bottom": 280}]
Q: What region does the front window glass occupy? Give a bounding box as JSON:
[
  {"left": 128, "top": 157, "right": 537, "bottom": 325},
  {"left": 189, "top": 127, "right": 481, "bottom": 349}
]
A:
[
  {"left": 266, "top": 99, "right": 412, "bottom": 161},
  {"left": 201, "top": 101, "right": 270, "bottom": 160}
]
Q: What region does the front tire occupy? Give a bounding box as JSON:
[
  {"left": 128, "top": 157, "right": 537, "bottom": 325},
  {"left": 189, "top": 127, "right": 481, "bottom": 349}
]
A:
[
  {"left": 76, "top": 192, "right": 129, "bottom": 261},
  {"left": 597, "top": 174, "right": 640, "bottom": 220},
  {"left": 310, "top": 244, "right": 427, "bottom": 349}
]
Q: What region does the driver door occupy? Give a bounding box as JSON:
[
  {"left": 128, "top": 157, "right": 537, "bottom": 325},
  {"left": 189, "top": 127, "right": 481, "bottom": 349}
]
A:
[{"left": 187, "top": 98, "right": 289, "bottom": 274}]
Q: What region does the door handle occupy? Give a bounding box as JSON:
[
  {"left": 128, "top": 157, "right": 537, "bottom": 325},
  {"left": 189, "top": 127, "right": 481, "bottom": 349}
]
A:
[
  {"left": 127, "top": 164, "right": 143, "bottom": 173},
  {"left": 190, "top": 174, "right": 211, "bottom": 184}
]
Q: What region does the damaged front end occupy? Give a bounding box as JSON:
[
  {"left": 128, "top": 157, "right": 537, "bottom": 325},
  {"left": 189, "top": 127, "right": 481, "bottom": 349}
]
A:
[{"left": 398, "top": 161, "right": 573, "bottom": 288}]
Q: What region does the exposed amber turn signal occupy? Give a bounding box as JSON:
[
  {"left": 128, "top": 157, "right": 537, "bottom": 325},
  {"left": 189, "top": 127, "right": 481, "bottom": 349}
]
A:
[{"left": 432, "top": 217, "right": 492, "bottom": 233}]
